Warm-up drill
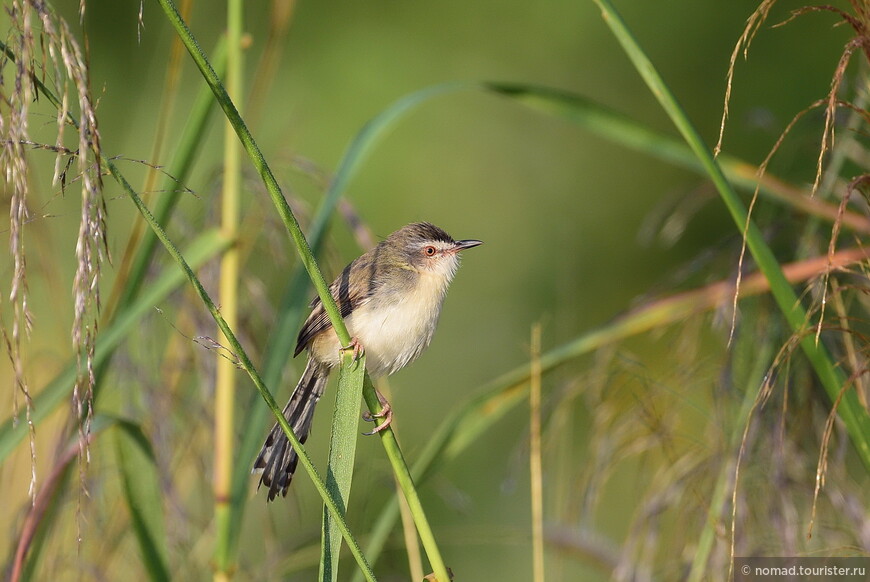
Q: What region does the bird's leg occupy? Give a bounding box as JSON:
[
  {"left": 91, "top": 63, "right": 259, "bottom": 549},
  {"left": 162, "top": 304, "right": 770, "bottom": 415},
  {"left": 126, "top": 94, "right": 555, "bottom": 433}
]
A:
[
  {"left": 362, "top": 388, "right": 393, "bottom": 435},
  {"left": 340, "top": 336, "right": 365, "bottom": 364}
]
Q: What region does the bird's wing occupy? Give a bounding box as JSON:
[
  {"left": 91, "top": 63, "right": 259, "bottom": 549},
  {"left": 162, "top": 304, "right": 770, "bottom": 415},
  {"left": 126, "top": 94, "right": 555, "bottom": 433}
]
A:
[{"left": 294, "top": 255, "right": 378, "bottom": 356}]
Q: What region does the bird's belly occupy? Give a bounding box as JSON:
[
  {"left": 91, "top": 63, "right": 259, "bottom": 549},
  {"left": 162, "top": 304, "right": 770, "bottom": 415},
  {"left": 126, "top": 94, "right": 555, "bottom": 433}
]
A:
[
  {"left": 308, "top": 295, "right": 441, "bottom": 377},
  {"left": 345, "top": 297, "right": 439, "bottom": 376}
]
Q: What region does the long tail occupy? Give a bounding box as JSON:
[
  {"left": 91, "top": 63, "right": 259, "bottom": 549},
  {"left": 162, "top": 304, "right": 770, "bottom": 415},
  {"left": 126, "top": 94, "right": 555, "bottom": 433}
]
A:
[{"left": 253, "top": 358, "right": 329, "bottom": 501}]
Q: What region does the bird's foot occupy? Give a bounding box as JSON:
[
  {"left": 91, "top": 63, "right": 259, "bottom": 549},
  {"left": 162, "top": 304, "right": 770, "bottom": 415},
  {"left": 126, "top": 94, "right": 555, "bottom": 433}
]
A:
[
  {"left": 362, "top": 389, "right": 393, "bottom": 435},
  {"left": 340, "top": 336, "right": 365, "bottom": 364}
]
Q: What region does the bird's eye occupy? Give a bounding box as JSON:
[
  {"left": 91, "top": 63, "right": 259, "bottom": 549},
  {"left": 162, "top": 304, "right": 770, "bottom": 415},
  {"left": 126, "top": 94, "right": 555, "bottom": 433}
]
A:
[{"left": 423, "top": 245, "right": 437, "bottom": 256}]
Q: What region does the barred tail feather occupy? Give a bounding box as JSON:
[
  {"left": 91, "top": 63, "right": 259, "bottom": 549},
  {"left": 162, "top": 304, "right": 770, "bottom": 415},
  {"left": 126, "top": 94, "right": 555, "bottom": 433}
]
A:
[{"left": 253, "top": 358, "right": 329, "bottom": 501}]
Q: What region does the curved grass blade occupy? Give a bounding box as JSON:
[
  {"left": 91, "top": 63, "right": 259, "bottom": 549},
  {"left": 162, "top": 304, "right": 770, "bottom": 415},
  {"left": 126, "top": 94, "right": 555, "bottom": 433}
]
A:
[
  {"left": 313, "top": 81, "right": 469, "bottom": 245},
  {"left": 113, "top": 416, "right": 171, "bottom": 582}
]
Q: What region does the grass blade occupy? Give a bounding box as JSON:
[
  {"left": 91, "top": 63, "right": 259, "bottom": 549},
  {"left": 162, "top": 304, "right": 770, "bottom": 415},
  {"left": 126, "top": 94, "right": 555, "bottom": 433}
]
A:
[
  {"left": 316, "top": 82, "right": 468, "bottom": 244},
  {"left": 114, "top": 417, "right": 171, "bottom": 582},
  {"left": 320, "top": 353, "right": 367, "bottom": 581}
]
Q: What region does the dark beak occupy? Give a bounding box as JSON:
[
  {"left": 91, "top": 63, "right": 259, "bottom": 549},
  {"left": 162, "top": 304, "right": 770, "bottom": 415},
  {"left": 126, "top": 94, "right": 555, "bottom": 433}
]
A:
[{"left": 453, "top": 239, "right": 483, "bottom": 251}]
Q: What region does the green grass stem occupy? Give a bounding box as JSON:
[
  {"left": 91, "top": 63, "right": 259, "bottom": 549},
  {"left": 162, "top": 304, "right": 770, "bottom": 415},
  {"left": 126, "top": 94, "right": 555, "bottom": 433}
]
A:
[{"left": 361, "top": 377, "right": 450, "bottom": 582}]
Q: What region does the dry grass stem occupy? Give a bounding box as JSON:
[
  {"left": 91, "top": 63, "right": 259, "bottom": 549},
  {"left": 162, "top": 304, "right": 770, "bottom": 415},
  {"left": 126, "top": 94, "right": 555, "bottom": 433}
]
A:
[
  {"left": 727, "top": 97, "right": 828, "bottom": 347},
  {"left": 716, "top": 0, "right": 777, "bottom": 156},
  {"left": 530, "top": 323, "right": 545, "bottom": 582},
  {"left": 808, "top": 367, "right": 862, "bottom": 540},
  {"left": 817, "top": 175, "right": 870, "bottom": 344},
  {"left": 9, "top": 428, "right": 97, "bottom": 582}
]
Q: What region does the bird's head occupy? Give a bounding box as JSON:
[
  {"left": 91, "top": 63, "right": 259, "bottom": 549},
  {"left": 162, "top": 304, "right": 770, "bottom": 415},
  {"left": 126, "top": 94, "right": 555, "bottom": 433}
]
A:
[{"left": 387, "top": 222, "right": 483, "bottom": 281}]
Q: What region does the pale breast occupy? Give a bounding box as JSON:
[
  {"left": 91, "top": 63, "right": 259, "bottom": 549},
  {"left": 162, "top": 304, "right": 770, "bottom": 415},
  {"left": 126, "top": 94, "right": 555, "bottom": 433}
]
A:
[
  {"left": 308, "top": 269, "right": 451, "bottom": 377},
  {"left": 348, "top": 269, "right": 450, "bottom": 376}
]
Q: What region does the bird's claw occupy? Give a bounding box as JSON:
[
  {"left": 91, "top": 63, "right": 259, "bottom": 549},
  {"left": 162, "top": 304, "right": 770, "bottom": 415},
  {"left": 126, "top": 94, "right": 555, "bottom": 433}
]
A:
[
  {"left": 362, "top": 400, "right": 393, "bottom": 435},
  {"left": 341, "top": 337, "right": 365, "bottom": 364}
]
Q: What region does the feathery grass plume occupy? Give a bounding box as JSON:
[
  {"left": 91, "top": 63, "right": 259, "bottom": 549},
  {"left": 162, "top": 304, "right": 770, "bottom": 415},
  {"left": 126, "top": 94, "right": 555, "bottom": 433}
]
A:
[
  {"left": 63, "top": 15, "right": 106, "bottom": 471},
  {"left": 719, "top": 1, "right": 870, "bottom": 344},
  {"left": 720, "top": 2, "right": 870, "bottom": 338},
  {"left": 0, "top": 0, "right": 37, "bottom": 501},
  {"left": 715, "top": 0, "right": 777, "bottom": 158},
  {"left": 719, "top": 0, "right": 870, "bottom": 521},
  {"left": 1, "top": 1, "right": 106, "bottom": 495},
  {"left": 45, "top": 0, "right": 107, "bottom": 475},
  {"left": 714, "top": 5, "right": 870, "bottom": 573}
]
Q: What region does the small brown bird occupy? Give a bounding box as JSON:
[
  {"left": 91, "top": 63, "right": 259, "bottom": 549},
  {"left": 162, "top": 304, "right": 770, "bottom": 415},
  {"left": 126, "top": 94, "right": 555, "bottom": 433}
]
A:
[{"left": 254, "top": 222, "right": 483, "bottom": 500}]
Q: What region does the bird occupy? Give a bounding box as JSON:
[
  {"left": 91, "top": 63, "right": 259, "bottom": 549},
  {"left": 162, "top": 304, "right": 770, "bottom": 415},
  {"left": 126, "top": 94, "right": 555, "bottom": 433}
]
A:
[{"left": 253, "top": 222, "right": 483, "bottom": 501}]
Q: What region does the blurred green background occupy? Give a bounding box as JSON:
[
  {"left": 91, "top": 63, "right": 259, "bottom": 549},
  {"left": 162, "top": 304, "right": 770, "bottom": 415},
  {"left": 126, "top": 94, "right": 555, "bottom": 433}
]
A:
[{"left": 2, "top": 0, "right": 867, "bottom": 580}]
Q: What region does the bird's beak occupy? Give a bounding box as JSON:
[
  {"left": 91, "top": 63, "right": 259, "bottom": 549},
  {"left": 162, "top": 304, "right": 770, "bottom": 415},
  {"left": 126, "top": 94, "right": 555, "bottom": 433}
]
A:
[{"left": 452, "top": 239, "right": 483, "bottom": 252}]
